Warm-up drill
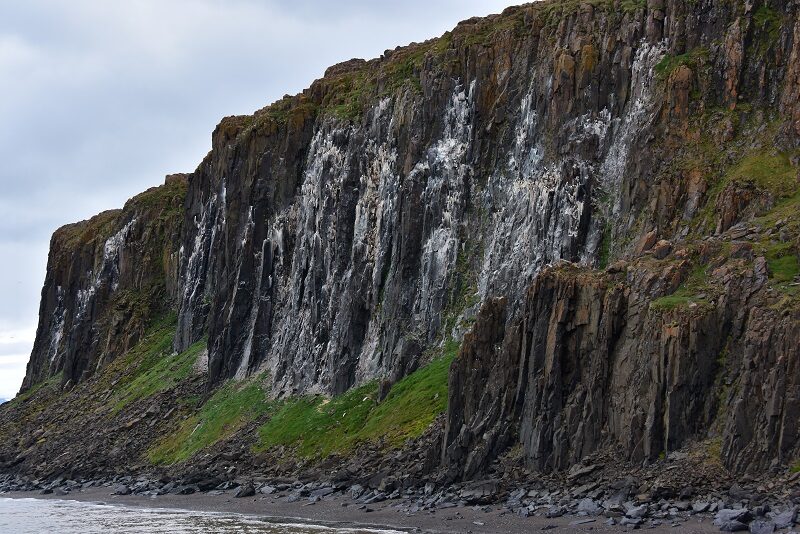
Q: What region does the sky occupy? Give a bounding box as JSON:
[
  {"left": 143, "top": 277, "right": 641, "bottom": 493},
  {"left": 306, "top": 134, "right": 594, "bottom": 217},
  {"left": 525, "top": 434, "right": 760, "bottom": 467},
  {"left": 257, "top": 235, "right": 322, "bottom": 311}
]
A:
[{"left": 0, "top": 0, "right": 520, "bottom": 399}]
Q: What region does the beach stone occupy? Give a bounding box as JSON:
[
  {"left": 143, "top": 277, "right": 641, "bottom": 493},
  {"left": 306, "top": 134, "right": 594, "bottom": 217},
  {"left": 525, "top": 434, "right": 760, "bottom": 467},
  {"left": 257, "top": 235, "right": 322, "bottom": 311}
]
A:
[
  {"left": 568, "top": 464, "right": 598, "bottom": 481},
  {"left": 311, "top": 487, "right": 335, "bottom": 498},
  {"left": 749, "top": 520, "right": 775, "bottom": 534},
  {"left": 363, "top": 492, "right": 386, "bottom": 504},
  {"left": 718, "top": 520, "right": 749, "bottom": 532},
  {"left": 773, "top": 509, "right": 797, "bottom": 529},
  {"left": 545, "top": 506, "right": 564, "bottom": 518},
  {"left": 577, "top": 498, "right": 602, "bottom": 515},
  {"left": 693, "top": 501, "right": 710, "bottom": 513},
  {"left": 349, "top": 485, "right": 365, "bottom": 499},
  {"left": 460, "top": 479, "right": 498, "bottom": 504},
  {"left": 626, "top": 504, "right": 649, "bottom": 518},
  {"left": 111, "top": 484, "right": 131, "bottom": 496},
  {"left": 716, "top": 509, "right": 752, "bottom": 526},
  {"left": 234, "top": 483, "right": 255, "bottom": 498}
]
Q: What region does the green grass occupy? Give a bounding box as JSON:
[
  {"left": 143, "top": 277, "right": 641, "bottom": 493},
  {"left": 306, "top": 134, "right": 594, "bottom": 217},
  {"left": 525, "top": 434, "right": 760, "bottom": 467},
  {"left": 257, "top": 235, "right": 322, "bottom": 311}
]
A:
[
  {"left": 651, "top": 264, "right": 713, "bottom": 311},
  {"left": 112, "top": 335, "right": 206, "bottom": 413},
  {"left": 255, "top": 341, "right": 458, "bottom": 458},
  {"left": 706, "top": 438, "right": 723, "bottom": 465},
  {"left": 766, "top": 243, "right": 800, "bottom": 284},
  {"left": 598, "top": 222, "right": 612, "bottom": 269},
  {"left": 619, "top": 0, "right": 646, "bottom": 11},
  {"left": 726, "top": 151, "right": 797, "bottom": 198},
  {"left": 149, "top": 373, "right": 271, "bottom": 465},
  {"left": 768, "top": 255, "right": 799, "bottom": 283},
  {"left": 321, "top": 69, "right": 377, "bottom": 121},
  {"left": 752, "top": 6, "right": 782, "bottom": 56},
  {"left": 255, "top": 382, "right": 379, "bottom": 457},
  {"left": 440, "top": 243, "right": 481, "bottom": 335},
  {"left": 654, "top": 47, "right": 709, "bottom": 80},
  {"left": 687, "top": 115, "right": 798, "bottom": 235},
  {"left": 354, "top": 342, "right": 456, "bottom": 443}
]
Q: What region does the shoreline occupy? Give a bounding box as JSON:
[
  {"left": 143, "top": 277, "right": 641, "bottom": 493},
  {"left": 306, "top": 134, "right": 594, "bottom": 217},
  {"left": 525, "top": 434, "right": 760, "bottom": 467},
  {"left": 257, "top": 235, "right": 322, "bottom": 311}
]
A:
[{"left": 1, "top": 487, "right": 720, "bottom": 533}]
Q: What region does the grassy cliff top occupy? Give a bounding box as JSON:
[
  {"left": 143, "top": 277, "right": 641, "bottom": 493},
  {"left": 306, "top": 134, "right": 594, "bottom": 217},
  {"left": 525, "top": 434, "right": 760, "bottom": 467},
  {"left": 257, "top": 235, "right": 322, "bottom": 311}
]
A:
[{"left": 217, "top": 0, "right": 652, "bottom": 135}]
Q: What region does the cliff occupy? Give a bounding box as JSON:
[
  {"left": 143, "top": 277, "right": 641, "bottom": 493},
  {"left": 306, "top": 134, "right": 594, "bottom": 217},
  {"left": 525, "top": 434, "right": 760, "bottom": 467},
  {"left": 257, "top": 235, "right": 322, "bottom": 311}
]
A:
[
  {"left": 21, "top": 175, "right": 187, "bottom": 390},
  {"left": 3, "top": 0, "right": 799, "bottom": 489}
]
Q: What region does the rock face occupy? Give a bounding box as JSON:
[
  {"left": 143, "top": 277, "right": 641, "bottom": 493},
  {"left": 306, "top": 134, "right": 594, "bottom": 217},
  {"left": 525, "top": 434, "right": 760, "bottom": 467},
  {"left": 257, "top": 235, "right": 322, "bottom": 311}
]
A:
[
  {"left": 16, "top": 0, "right": 800, "bottom": 479},
  {"left": 444, "top": 262, "right": 800, "bottom": 477},
  {"left": 22, "top": 176, "right": 186, "bottom": 389},
  {"left": 169, "top": 0, "right": 800, "bottom": 396}
]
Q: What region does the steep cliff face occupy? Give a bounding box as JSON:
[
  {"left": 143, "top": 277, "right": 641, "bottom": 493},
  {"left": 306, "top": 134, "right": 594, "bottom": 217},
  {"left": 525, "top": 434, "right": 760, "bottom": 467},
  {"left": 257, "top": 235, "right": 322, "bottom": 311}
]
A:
[
  {"left": 445, "top": 257, "right": 799, "bottom": 478},
  {"left": 22, "top": 176, "right": 186, "bottom": 390},
  {"left": 171, "top": 0, "right": 800, "bottom": 399},
  {"left": 173, "top": 3, "right": 657, "bottom": 392},
  {"left": 15, "top": 0, "right": 800, "bottom": 480}
]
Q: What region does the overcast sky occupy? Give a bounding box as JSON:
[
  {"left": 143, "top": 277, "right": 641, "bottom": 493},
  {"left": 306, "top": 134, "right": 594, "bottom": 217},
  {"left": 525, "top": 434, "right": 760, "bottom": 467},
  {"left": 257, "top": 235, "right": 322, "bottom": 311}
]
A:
[{"left": 0, "top": 0, "right": 520, "bottom": 399}]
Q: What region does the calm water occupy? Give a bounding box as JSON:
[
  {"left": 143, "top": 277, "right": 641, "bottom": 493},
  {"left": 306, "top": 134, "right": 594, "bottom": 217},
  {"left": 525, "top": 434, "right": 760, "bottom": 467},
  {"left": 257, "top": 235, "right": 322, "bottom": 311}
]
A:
[{"left": 0, "top": 498, "right": 405, "bottom": 534}]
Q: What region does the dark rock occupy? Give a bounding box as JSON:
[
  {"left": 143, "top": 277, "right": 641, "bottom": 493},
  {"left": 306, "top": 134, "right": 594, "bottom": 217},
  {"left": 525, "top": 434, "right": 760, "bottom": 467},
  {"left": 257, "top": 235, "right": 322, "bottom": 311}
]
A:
[
  {"left": 310, "top": 487, "right": 335, "bottom": 498},
  {"left": 349, "top": 485, "right": 365, "bottom": 500},
  {"left": 748, "top": 520, "right": 775, "bottom": 534},
  {"left": 577, "top": 498, "right": 602, "bottom": 515},
  {"left": 196, "top": 477, "right": 222, "bottom": 492},
  {"left": 568, "top": 464, "right": 599, "bottom": 481},
  {"left": 652, "top": 240, "right": 673, "bottom": 259},
  {"left": 111, "top": 484, "right": 131, "bottom": 496},
  {"left": 460, "top": 479, "right": 498, "bottom": 504},
  {"left": 545, "top": 506, "right": 564, "bottom": 518},
  {"left": 692, "top": 501, "right": 710, "bottom": 513},
  {"left": 234, "top": 482, "right": 256, "bottom": 498},
  {"left": 626, "top": 505, "right": 649, "bottom": 519},
  {"left": 715, "top": 509, "right": 752, "bottom": 526},
  {"left": 772, "top": 509, "right": 797, "bottom": 529},
  {"left": 729, "top": 485, "right": 753, "bottom": 501},
  {"left": 718, "top": 520, "right": 750, "bottom": 532}
]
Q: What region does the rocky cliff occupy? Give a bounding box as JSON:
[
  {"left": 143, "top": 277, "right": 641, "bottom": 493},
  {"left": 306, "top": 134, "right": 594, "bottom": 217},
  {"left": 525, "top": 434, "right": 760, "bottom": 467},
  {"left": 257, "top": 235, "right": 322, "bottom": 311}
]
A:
[
  {"left": 21, "top": 176, "right": 186, "bottom": 390},
  {"left": 6, "top": 0, "right": 800, "bottom": 485}
]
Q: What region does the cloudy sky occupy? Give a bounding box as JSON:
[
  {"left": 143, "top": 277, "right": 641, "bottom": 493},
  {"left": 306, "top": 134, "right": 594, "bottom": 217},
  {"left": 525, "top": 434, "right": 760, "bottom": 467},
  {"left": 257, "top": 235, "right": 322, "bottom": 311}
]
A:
[{"left": 0, "top": 0, "right": 519, "bottom": 399}]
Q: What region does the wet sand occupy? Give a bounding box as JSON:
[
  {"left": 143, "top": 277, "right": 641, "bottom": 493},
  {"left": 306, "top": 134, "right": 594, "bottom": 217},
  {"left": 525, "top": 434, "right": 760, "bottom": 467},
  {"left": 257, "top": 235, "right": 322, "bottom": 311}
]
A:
[{"left": 2, "top": 487, "right": 720, "bottom": 533}]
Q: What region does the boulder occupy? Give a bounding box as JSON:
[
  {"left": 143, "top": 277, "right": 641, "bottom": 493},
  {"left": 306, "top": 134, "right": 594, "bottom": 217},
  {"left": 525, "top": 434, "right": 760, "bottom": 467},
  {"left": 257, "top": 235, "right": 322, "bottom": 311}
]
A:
[{"left": 234, "top": 482, "right": 256, "bottom": 498}]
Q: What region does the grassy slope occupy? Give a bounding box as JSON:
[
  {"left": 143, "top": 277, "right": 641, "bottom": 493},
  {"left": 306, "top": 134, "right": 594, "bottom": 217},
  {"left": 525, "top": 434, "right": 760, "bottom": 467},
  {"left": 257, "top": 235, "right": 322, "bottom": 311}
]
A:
[
  {"left": 255, "top": 340, "right": 458, "bottom": 458},
  {"left": 648, "top": 109, "right": 800, "bottom": 311},
  {"left": 147, "top": 339, "right": 459, "bottom": 465},
  {"left": 149, "top": 373, "right": 272, "bottom": 464},
  {"left": 651, "top": 263, "right": 713, "bottom": 311}
]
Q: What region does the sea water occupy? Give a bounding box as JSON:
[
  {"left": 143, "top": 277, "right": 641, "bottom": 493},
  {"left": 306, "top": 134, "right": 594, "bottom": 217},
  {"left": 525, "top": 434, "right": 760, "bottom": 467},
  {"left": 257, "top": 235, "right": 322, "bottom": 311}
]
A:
[{"left": 0, "top": 498, "right": 405, "bottom": 534}]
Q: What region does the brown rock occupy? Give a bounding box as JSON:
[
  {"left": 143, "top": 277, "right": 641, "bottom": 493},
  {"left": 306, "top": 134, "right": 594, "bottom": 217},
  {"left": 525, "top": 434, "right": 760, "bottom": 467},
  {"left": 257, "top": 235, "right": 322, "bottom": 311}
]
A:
[
  {"left": 636, "top": 230, "right": 659, "bottom": 255},
  {"left": 652, "top": 240, "right": 673, "bottom": 260}
]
